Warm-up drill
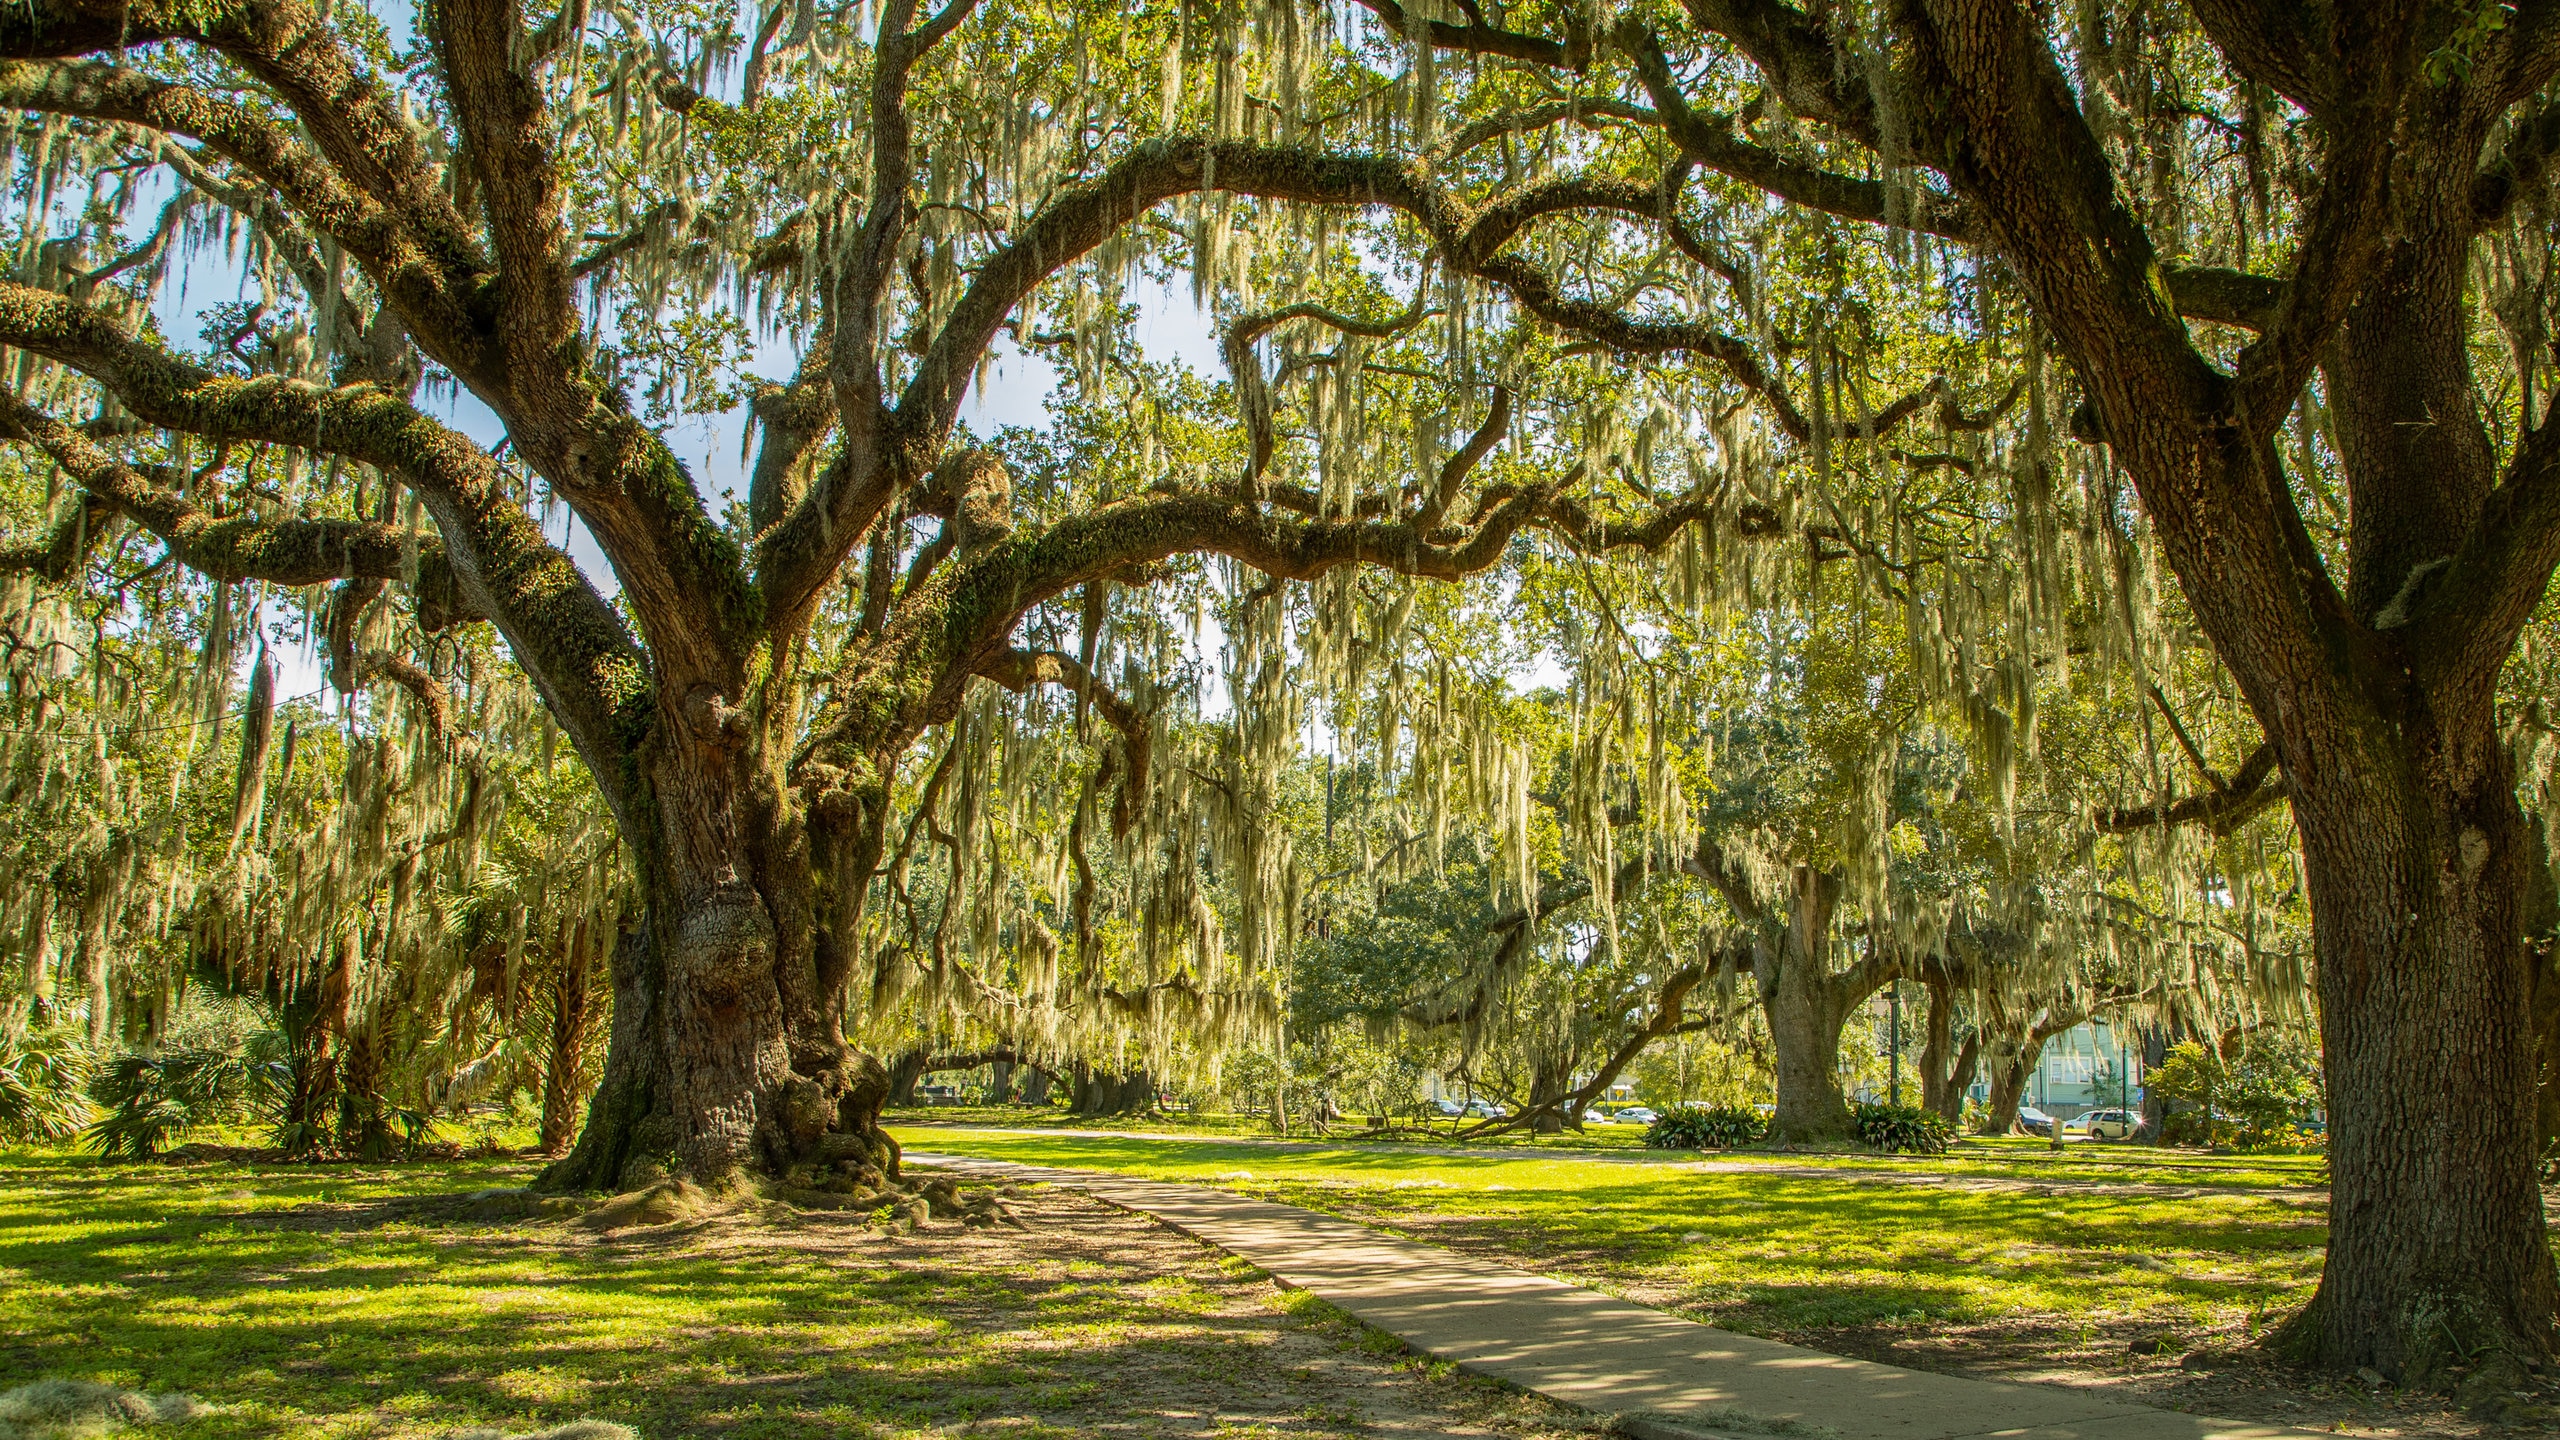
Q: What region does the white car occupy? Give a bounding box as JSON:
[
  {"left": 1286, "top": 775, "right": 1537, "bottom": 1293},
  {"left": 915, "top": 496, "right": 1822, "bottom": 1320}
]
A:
[
  {"left": 2064, "top": 1107, "right": 2141, "bottom": 1141},
  {"left": 1614, "top": 1106, "right": 1660, "bottom": 1125},
  {"left": 1462, "top": 1099, "right": 1508, "bottom": 1118}
]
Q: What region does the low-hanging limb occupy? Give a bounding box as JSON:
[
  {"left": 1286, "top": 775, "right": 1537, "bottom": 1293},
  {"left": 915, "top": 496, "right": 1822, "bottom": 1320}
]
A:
[
  {"left": 2096, "top": 742, "right": 2286, "bottom": 836},
  {"left": 0, "top": 390, "right": 472, "bottom": 609},
  {"left": 0, "top": 279, "right": 649, "bottom": 818},
  {"left": 1457, "top": 948, "right": 1749, "bottom": 1139}
]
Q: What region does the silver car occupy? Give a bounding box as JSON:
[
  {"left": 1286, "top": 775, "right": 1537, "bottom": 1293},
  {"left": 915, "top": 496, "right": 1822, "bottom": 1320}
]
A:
[{"left": 2064, "top": 1107, "right": 2141, "bottom": 1141}]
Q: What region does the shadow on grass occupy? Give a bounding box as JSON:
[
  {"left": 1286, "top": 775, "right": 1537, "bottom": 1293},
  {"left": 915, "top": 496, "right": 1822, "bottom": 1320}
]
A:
[
  {"left": 0, "top": 1148, "right": 1380, "bottom": 1440},
  {"left": 896, "top": 1135, "right": 2326, "bottom": 1344}
]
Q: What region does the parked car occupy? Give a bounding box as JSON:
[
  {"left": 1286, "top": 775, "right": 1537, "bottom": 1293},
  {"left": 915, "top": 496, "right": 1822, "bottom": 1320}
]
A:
[
  {"left": 1462, "top": 1098, "right": 1508, "bottom": 1119},
  {"left": 1614, "top": 1106, "right": 1661, "bottom": 1126},
  {"left": 2016, "top": 1105, "right": 2057, "bottom": 1137},
  {"left": 1435, "top": 1098, "right": 1466, "bottom": 1117},
  {"left": 2064, "top": 1107, "right": 2141, "bottom": 1141}
]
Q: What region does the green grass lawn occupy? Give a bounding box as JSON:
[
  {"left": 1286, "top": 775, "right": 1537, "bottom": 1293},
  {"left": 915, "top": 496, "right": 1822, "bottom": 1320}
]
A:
[
  {"left": 889, "top": 1128, "right": 2337, "bottom": 1348},
  {"left": 883, "top": 1105, "right": 1657, "bottom": 1151},
  {"left": 0, "top": 1145, "right": 1581, "bottom": 1440},
  {"left": 892, "top": 1108, "right": 2331, "bottom": 1190}
]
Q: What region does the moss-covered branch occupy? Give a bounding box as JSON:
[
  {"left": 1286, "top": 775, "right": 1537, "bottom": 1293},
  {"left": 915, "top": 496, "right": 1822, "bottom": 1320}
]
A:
[
  {"left": 0, "top": 278, "right": 651, "bottom": 820},
  {"left": 0, "top": 390, "right": 474, "bottom": 607},
  {"left": 0, "top": 58, "right": 488, "bottom": 379},
  {"left": 767, "top": 138, "right": 1840, "bottom": 628}
]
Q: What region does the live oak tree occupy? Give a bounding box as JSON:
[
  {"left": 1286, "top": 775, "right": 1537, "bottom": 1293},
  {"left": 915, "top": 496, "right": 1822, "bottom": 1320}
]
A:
[
  {"left": 1294, "top": 517, "right": 2290, "bottom": 1148},
  {"left": 0, "top": 0, "right": 1785, "bottom": 1196},
  {"left": 0, "top": 0, "right": 2550, "bottom": 1382},
  {"left": 1271, "top": 0, "right": 2560, "bottom": 1377},
  {"left": 1870, "top": 1, "right": 2560, "bottom": 1376}
]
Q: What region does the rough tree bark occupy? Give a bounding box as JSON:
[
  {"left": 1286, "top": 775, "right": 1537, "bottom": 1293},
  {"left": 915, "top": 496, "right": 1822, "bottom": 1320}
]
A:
[
  {"left": 1915, "top": 968, "right": 1980, "bottom": 1126},
  {"left": 1522, "top": 1056, "right": 1578, "bottom": 1134},
  {"left": 1977, "top": 1007, "right": 2080, "bottom": 1136},
  {"left": 1876, "top": 0, "right": 2560, "bottom": 1375},
  {"left": 1684, "top": 843, "right": 1903, "bottom": 1143},
  {"left": 539, "top": 918, "right": 599, "bottom": 1156}
]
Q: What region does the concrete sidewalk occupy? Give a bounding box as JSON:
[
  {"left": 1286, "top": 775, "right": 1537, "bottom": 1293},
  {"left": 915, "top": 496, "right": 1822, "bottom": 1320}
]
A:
[{"left": 912, "top": 1153, "right": 2326, "bottom": 1440}]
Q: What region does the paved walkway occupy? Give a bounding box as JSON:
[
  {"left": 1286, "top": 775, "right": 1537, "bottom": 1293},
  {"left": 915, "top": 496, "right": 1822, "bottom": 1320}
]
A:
[
  {"left": 913, "top": 1152, "right": 2326, "bottom": 1440},
  {"left": 897, "top": 1123, "right": 2326, "bottom": 1200}
]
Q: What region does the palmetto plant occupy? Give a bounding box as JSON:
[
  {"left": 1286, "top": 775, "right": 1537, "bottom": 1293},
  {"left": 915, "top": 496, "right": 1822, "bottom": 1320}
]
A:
[
  {"left": 0, "top": 1027, "right": 90, "bottom": 1143},
  {"left": 82, "top": 1047, "right": 273, "bottom": 1159}
]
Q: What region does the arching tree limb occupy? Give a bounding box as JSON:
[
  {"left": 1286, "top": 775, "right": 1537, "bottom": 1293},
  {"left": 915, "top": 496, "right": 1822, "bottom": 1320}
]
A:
[{"left": 0, "top": 280, "right": 647, "bottom": 817}]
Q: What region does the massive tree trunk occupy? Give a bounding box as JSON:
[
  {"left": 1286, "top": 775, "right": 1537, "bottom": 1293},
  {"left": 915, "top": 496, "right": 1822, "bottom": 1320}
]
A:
[
  {"left": 2247, "top": 217, "right": 2557, "bottom": 1377},
  {"left": 1071, "top": 1064, "right": 1156, "bottom": 1116},
  {"left": 1915, "top": 971, "right": 1979, "bottom": 1126},
  {"left": 2276, "top": 687, "right": 2555, "bottom": 1376},
  {"left": 1752, "top": 869, "right": 1893, "bottom": 1143},
  {"left": 542, "top": 746, "right": 897, "bottom": 1193},
  {"left": 545, "top": 905, "right": 895, "bottom": 1191}
]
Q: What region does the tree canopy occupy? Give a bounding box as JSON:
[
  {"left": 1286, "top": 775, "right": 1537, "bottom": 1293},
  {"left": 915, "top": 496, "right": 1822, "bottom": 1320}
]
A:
[{"left": 0, "top": 0, "right": 2555, "bottom": 1384}]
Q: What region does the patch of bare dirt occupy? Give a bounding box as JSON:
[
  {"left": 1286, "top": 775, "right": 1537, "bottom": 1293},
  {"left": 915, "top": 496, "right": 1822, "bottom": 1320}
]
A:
[{"left": 841, "top": 1176, "right": 1598, "bottom": 1440}]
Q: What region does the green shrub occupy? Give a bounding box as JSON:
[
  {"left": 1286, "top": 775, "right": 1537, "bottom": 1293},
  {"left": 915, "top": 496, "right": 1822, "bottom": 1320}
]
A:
[
  {"left": 0, "top": 1029, "right": 92, "bottom": 1142},
  {"left": 84, "top": 1049, "right": 267, "bottom": 1158},
  {"left": 1850, "top": 1102, "right": 1955, "bottom": 1154},
  {"left": 1646, "top": 1105, "right": 1767, "bottom": 1149},
  {"left": 2147, "top": 1039, "right": 2320, "bottom": 1149}
]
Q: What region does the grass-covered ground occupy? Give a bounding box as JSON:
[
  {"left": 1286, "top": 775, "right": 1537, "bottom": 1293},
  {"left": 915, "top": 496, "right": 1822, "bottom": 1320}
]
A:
[
  {"left": 887, "top": 1106, "right": 2332, "bottom": 1189},
  {"left": 892, "top": 1127, "right": 2558, "bottom": 1437},
  {"left": 888, "top": 1128, "right": 2327, "bottom": 1337},
  {"left": 0, "top": 1145, "right": 1585, "bottom": 1440},
  {"left": 884, "top": 1106, "right": 1661, "bottom": 1152}
]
